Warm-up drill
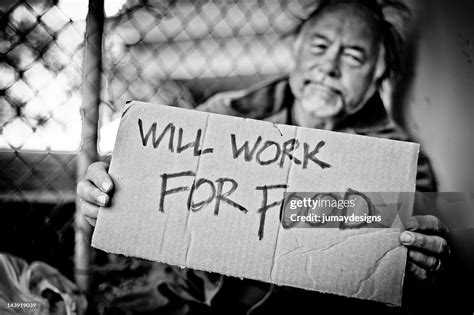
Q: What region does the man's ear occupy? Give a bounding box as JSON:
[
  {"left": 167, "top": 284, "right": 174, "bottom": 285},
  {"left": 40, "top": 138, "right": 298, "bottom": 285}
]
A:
[{"left": 374, "top": 44, "right": 386, "bottom": 82}]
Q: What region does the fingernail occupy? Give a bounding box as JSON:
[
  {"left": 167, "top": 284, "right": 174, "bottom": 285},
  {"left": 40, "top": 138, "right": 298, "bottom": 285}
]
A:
[
  {"left": 102, "top": 182, "right": 111, "bottom": 192},
  {"left": 400, "top": 231, "right": 414, "bottom": 244},
  {"left": 98, "top": 194, "right": 108, "bottom": 206},
  {"left": 406, "top": 219, "right": 418, "bottom": 231}
]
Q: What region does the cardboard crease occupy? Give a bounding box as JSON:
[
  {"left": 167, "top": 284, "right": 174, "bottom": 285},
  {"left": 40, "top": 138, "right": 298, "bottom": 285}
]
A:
[
  {"left": 269, "top": 125, "right": 298, "bottom": 282},
  {"left": 352, "top": 246, "right": 399, "bottom": 297}
]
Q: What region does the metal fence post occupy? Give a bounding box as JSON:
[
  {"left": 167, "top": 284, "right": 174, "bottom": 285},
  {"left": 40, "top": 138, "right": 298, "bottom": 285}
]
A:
[{"left": 75, "top": 0, "right": 104, "bottom": 292}]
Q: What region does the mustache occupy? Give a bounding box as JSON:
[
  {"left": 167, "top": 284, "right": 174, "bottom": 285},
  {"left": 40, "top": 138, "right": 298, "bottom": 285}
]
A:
[
  {"left": 303, "top": 72, "right": 343, "bottom": 94},
  {"left": 303, "top": 79, "right": 343, "bottom": 96},
  {"left": 300, "top": 74, "right": 346, "bottom": 106}
]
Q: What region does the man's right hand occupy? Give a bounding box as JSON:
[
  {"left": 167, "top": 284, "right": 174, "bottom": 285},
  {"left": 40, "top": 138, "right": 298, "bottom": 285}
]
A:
[{"left": 76, "top": 161, "right": 114, "bottom": 227}]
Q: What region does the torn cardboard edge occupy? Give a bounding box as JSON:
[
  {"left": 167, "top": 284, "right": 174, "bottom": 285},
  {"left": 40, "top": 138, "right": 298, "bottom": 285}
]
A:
[{"left": 92, "top": 101, "right": 418, "bottom": 306}]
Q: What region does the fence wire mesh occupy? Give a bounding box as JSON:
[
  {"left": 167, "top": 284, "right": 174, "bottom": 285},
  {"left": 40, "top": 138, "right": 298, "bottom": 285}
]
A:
[
  {"left": 98, "top": 0, "right": 307, "bottom": 153},
  {"left": 0, "top": 0, "right": 87, "bottom": 281},
  {"left": 0, "top": 0, "right": 309, "bottom": 310},
  {"left": 0, "top": 0, "right": 85, "bottom": 152}
]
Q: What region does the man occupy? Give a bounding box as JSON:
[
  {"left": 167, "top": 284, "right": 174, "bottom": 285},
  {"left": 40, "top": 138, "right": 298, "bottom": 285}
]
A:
[{"left": 78, "top": 0, "right": 450, "bottom": 313}]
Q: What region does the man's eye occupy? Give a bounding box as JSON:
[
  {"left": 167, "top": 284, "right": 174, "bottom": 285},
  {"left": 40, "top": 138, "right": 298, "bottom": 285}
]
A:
[
  {"left": 311, "top": 44, "right": 327, "bottom": 53},
  {"left": 343, "top": 53, "right": 364, "bottom": 66}
]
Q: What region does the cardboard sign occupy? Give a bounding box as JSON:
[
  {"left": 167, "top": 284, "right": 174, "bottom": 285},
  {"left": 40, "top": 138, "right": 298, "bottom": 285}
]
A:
[{"left": 92, "top": 101, "right": 419, "bottom": 306}]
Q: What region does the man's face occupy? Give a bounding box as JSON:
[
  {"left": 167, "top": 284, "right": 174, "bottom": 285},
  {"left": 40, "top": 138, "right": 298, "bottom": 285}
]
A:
[{"left": 289, "top": 3, "right": 384, "bottom": 119}]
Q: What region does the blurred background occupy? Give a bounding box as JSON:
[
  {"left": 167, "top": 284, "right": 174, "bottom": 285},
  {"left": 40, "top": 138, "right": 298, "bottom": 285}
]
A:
[{"left": 0, "top": 0, "right": 472, "bottom": 313}]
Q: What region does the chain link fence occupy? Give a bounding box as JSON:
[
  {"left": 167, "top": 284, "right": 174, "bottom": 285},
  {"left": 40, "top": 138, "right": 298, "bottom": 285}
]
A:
[
  {"left": 0, "top": 0, "right": 308, "bottom": 311},
  {"left": 98, "top": 0, "right": 307, "bottom": 153},
  {"left": 0, "top": 0, "right": 87, "bottom": 282}
]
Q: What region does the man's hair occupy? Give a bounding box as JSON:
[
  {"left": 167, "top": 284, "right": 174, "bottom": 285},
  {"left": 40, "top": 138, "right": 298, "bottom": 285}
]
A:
[{"left": 292, "top": 0, "right": 411, "bottom": 82}]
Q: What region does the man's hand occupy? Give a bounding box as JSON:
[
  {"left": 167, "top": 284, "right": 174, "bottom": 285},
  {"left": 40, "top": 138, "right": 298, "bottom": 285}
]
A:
[
  {"left": 400, "top": 215, "right": 450, "bottom": 282},
  {"left": 76, "top": 162, "right": 113, "bottom": 227}
]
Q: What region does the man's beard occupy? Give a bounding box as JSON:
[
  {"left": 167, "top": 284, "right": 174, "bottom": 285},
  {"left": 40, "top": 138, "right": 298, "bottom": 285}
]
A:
[{"left": 300, "top": 83, "right": 344, "bottom": 118}]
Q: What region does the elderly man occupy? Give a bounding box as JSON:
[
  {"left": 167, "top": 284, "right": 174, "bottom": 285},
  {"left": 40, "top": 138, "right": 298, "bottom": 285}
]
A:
[{"left": 78, "top": 0, "right": 450, "bottom": 313}]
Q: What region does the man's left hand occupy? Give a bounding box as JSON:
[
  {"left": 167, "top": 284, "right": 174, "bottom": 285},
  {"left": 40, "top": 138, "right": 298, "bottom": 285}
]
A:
[{"left": 400, "top": 215, "right": 450, "bottom": 282}]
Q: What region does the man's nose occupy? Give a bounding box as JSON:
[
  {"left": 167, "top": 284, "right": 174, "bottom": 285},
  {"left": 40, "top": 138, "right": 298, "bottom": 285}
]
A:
[{"left": 319, "top": 50, "right": 341, "bottom": 78}]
